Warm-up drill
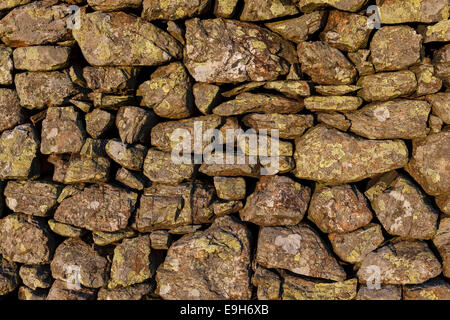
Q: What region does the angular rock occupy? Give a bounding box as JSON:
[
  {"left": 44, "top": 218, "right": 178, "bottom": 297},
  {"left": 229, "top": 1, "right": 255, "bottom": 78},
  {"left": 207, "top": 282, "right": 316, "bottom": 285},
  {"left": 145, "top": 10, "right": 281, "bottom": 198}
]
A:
[
  {"left": 63, "top": 154, "right": 110, "bottom": 184},
  {"left": 404, "top": 278, "right": 450, "bottom": 300},
  {"left": 429, "top": 115, "right": 443, "bottom": 133},
  {"left": 19, "top": 265, "right": 52, "bottom": 290},
  {"left": 213, "top": 200, "right": 243, "bottom": 217},
  {"left": 199, "top": 152, "right": 260, "bottom": 177},
  {"left": 193, "top": 83, "right": 220, "bottom": 115},
  {"left": 297, "top": 41, "right": 357, "bottom": 85},
  {"left": 0, "top": 47, "right": 13, "bottom": 85},
  {"left": 48, "top": 219, "right": 85, "bottom": 238},
  {"left": 240, "top": 0, "right": 298, "bottom": 21},
  {"left": 213, "top": 93, "right": 304, "bottom": 116},
  {"left": 51, "top": 238, "right": 107, "bottom": 288},
  {"left": 357, "top": 71, "right": 417, "bottom": 102},
  {"left": 432, "top": 44, "right": 450, "bottom": 88},
  {"left": 0, "top": 214, "right": 55, "bottom": 265},
  {"left": 105, "top": 140, "right": 147, "bottom": 171},
  {"left": 347, "top": 100, "right": 430, "bottom": 139},
  {"left": 356, "top": 284, "right": 402, "bottom": 300},
  {"left": 47, "top": 279, "right": 96, "bottom": 300},
  {"left": 370, "top": 26, "right": 422, "bottom": 72},
  {"left": 295, "top": 0, "right": 368, "bottom": 12},
  {"left": 0, "top": 124, "right": 40, "bottom": 180},
  {"left": 116, "top": 106, "right": 156, "bottom": 144},
  {"left": 150, "top": 231, "right": 173, "bottom": 250},
  {"left": 4, "top": 181, "right": 62, "bottom": 217},
  {"left": 115, "top": 168, "right": 146, "bottom": 191},
  {"left": 435, "top": 194, "right": 450, "bottom": 214},
  {"left": 85, "top": 109, "right": 115, "bottom": 139},
  {"left": 406, "top": 131, "right": 450, "bottom": 196},
  {"left": 156, "top": 216, "right": 252, "bottom": 300},
  {"left": 264, "top": 80, "right": 311, "bottom": 98},
  {"left": 308, "top": 184, "right": 373, "bottom": 233},
  {"left": 0, "top": 89, "right": 23, "bottom": 133},
  {"left": 87, "top": 0, "right": 142, "bottom": 11},
  {"left": 0, "top": 1, "right": 72, "bottom": 47},
  {"left": 358, "top": 240, "right": 442, "bottom": 285},
  {"left": 214, "top": 0, "right": 239, "bottom": 17},
  {"left": 265, "top": 11, "right": 326, "bottom": 43},
  {"left": 41, "top": 106, "right": 86, "bottom": 154},
  {"left": 242, "top": 113, "right": 313, "bottom": 139},
  {"left": 305, "top": 96, "right": 362, "bottom": 112},
  {"left": 426, "top": 92, "right": 450, "bottom": 124},
  {"left": 314, "top": 85, "right": 360, "bottom": 96},
  {"left": 317, "top": 112, "right": 351, "bottom": 131},
  {"left": 256, "top": 224, "right": 346, "bottom": 281},
  {"left": 320, "top": 10, "right": 371, "bottom": 52},
  {"left": 348, "top": 49, "right": 374, "bottom": 76},
  {"left": 433, "top": 217, "right": 450, "bottom": 278},
  {"left": 184, "top": 18, "right": 295, "bottom": 83},
  {"left": 98, "top": 282, "right": 153, "bottom": 300},
  {"left": 18, "top": 287, "right": 47, "bottom": 300},
  {"left": 54, "top": 184, "right": 138, "bottom": 232},
  {"left": 13, "top": 46, "right": 70, "bottom": 71},
  {"left": 91, "top": 93, "right": 135, "bottom": 110},
  {"left": 377, "top": 0, "right": 449, "bottom": 24},
  {"left": 423, "top": 20, "right": 450, "bottom": 43},
  {"left": 73, "top": 11, "right": 182, "bottom": 66},
  {"left": 142, "top": 0, "right": 211, "bottom": 20},
  {"left": 0, "top": 255, "right": 18, "bottom": 296},
  {"left": 240, "top": 175, "right": 311, "bottom": 226},
  {"left": 213, "top": 177, "right": 246, "bottom": 201},
  {"left": 252, "top": 267, "right": 282, "bottom": 300},
  {"left": 137, "top": 62, "right": 193, "bottom": 119},
  {"left": 293, "top": 126, "right": 409, "bottom": 184},
  {"left": 109, "top": 235, "right": 155, "bottom": 289},
  {"left": 83, "top": 67, "right": 138, "bottom": 94},
  {"left": 0, "top": 0, "right": 32, "bottom": 11},
  {"left": 166, "top": 21, "right": 185, "bottom": 44},
  {"left": 410, "top": 61, "right": 442, "bottom": 97},
  {"left": 329, "top": 224, "right": 385, "bottom": 264},
  {"left": 143, "top": 148, "right": 196, "bottom": 185},
  {"left": 15, "top": 71, "right": 78, "bottom": 110}
]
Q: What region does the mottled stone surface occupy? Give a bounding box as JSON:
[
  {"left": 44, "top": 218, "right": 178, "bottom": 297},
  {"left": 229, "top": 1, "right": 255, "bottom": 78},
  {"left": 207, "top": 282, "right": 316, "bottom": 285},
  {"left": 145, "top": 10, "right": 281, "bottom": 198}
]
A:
[
  {"left": 404, "top": 278, "right": 450, "bottom": 300},
  {"left": 116, "top": 106, "right": 156, "bottom": 144},
  {"left": 156, "top": 216, "right": 252, "bottom": 300},
  {"left": 293, "top": 126, "right": 409, "bottom": 184},
  {"left": 0, "top": 255, "right": 18, "bottom": 295},
  {"left": 433, "top": 217, "right": 450, "bottom": 278},
  {"left": 242, "top": 113, "right": 313, "bottom": 139},
  {"left": 295, "top": 0, "right": 368, "bottom": 12},
  {"left": 356, "top": 284, "right": 402, "bottom": 300},
  {"left": 240, "top": 0, "right": 298, "bottom": 21},
  {"left": 13, "top": 46, "right": 70, "bottom": 71},
  {"left": 85, "top": 109, "right": 115, "bottom": 139},
  {"left": 377, "top": 0, "right": 449, "bottom": 24},
  {"left": 47, "top": 279, "right": 96, "bottom": 300},
  {"left": 98, "top": 282, "right": 153, "bottom": 300},
  {"left": 0, "top": 47, "right": 13, "bottom": 85},
  {"left": 142, "top": 0, "right": 211, "bottom": 20},
  {"left": 0, "top": 89, "right": 23, "bottom": 133},
  {"left": 304, "top": 96, "right": 362, "bottom": 112},
  {"left": 193, "top": 83, "right": 220, "bottom": 115},
  {"left": 213, "top": 177, "right": 246, "bottom": 201},
  {"left": 105, "top": 140, "right": 147, "bottom": 171},
  {"left": 83, "top": 67, "right": 138, "bottom": 94},
  {"left": 426, "top": 92, "right": 450, "bottom": 124},
  {"left": 88, "top": 0, "right": 142, "bottom": 11}
]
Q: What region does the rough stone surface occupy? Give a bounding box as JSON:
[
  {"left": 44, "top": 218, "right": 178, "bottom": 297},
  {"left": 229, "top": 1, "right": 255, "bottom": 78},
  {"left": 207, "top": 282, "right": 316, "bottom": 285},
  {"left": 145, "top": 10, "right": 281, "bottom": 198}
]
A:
[
  {"left": 0, "top": 89, "right": 23, "bottom": 133},
  {"left": 377, "top": 0, "right": 449, "bottom": 24},
  {"left": 13, "top": 46, "right": 70, "bottom": 71},
  {"left": 0, "top": 254, "right": 18, "bottom": 295}
]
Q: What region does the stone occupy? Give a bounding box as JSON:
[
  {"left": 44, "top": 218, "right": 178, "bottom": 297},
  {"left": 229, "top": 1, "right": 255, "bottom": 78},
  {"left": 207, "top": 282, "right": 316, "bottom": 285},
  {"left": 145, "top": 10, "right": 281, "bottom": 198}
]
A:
[
  {"left": 0, "top": 255, "right": 18, "bottom": 295},
  {"left": 406, "top": 131, "right": 450, "bottom": 196},
  {"left": 93, "top": 228, "right": 136, "bottom": 247},
  {"left": 0, "top": 1, "right": 72, "bottom": 47},
  {"left": 109, "top": 235, "right": 156, "bottom": 289},
  {"left": 356, "top": 285, "right": 402, "bottom": 300},
  {"left": 83, "top": 67, "right": 138, "bottom": 94},
  {"left": 317, "top": 112, "right": 351, "bottom": 131},
  {"left": 320, "top": 10, "right": 371, "bottom": 52},
  {"left": 252, "top": 267, "right": 282, "bottom": 300},
  {"left": 265, "top": 11, "right": 326, "bottom": 43},
  {"left": 221, "top": 82, "right": 266, "bottom": 98},
  {"left": 18, "top": 287, "right": 47, "bottom": 300},
  {"left": 242, "top": 113, "right": 313, "bottom": 139},
  {"left": 214, "top": 0, "right": 239, "bottom": 17},
  {"left": 41, "top": 106, "right": 86, "bottom": 155},
  {"left": 0, "top": 47, "right": 13, "bottom": 85},
  {"left": 193, "top": 83, "right": 220, "bottom": 115},
  {"left": 377, "top": 0, "right": 449, "bottom": 24},
  {"left": 426, "top": 92, "right": 450, "bottom": 124},
  {"left": 4, "top": 181, "right": 62, "bottom": 217},
  {"left": 435, "top": 194, "right": 450, "bottom": 214},
  {"left": 304, "top": 96, "right": 363, "bottom": 112},
  {"left": 87, "top": 0, "right": 142, "bottom": 11},
  {"left": 256, "top": 224, "right": 346, "bottom": 281},
  {"left": 51, "top": 238, "right": 107, "bottom": 288},
  {"left": 73, "top": 11, "right": 182, "bottom": 66},
  {"left": 357, "top": 71, "right": 418, "bottom": 102},
  {"left": 429, "top": 115, "right": 444, "bottom": 133},
  {"left": 85, "top": 109, "right": 115, "bottom": 139},
  {"left": 156, "top": 216, "right": 252, "bottom": 300},
  {"left": 329, "top": 224, "right": 385, "bottom": 264},
  {"left": 432, "top": 44, "right": 450, "bottom": 88},
  {"left": 238, "top": 132, "right": 293, "bottom": 157},
  {"left": 404, "top": 278, "right": 450, "bottom": 300},
  {"left": 137, "top": 62, "right": 193, "bottom": 119},
  {"left": 370, "top": 26, "right": 422, "bottom": 72},
  {"left": 348, "top": 49, "right": 374, "bottom": 76},
  {"left": 54, "top": 184, "right": 138, "bottom": 232},
  {"left": 282, "top": 275, "right": 357, "bottom": 300},
  {"left": 116, "top": 106, "right": 156, "bottom": 144},
  {"left": 314, "top": 85, "right": 360, "bottom": 96},
  {"left": 213, "top": 200, "right": 243, "bottom": 217},
  {"left": 308, "top": 184, "right": 373, "bottom": 233},
  {"left": 13, "top": 46, "right": 70, "bottom": 71},
  {"left": 142, "top": 0, "right": 211, "bottom": 20},
  {"left": 297, "top": 41, "right": 357, "bottom": 85},
  {"left": 0, "top": 89, "right": 23, "bottom": 133},
  {"left": 410, "top": 61, "right": 442, "bottom": 97},
  {"left": 264, "top": 81, "right": 311, "bottom": 98},
  {"left": 143, "top": 148, "right": 196, "bottom": 185},
  {"left": 0, "top": 214, "right": 55, "bottom": 265},
  {"left": 240, "top": 0, "right": 298, "bottom": 21},
  {"left": 105, "top": 140, "right": 147, "bottom": 171},
  {"left": 166, "top": 21, "right": 185, "bottom": 45},
  {"left": 240, "top": 175, "right": 311, "bottom": 226},
  {"left": 0, "top": 124, "right": 40, "bottom": 180},
  {"left": 358, "top": 240, "right": 442, "bottom": 285},
  {"left": 184, "top": 18, "right": 295, "bottom": 83},
  {"left": 62, "top": 154, "right": 110, "bottom": 185},
  {"left": 91, "top": 93, "right": 136, "bottom": 109},
  {"left": 0, "top": 0, "right": 32, "bottom": 11},
  {"left": 213, "top": 93, "right": 304, "bottom": 116},
  {"left": 199, "top": 152, "right": 260, "bottom": 177},
  {"left": 15, "top": 71, "right": 78, "bottom": 110},
  {"left": 47, "top": 279, "right": 96, "bottom": 300},
  {"left": 115, "top": 168, "right": 146, "bottom": 191},
  {"left": 293, "top": 126, "right": 409, "bottom": 184},
  {"left": 368, "top": 174, "right": 439, "bottom": 239},
  {"left": 433, "top": 217, "right": 450, "bottom": 278},
  {"left": 48, "top": 219, "right": 85, "bottom": 238},
  {"left": 423, "top": 20, "right": 450, "bottom": 43},
  {"left": 150, "top": 231, "right": 173, "bottom": 250},
  {"left": 213, "top": 177, "right": 246, "bottom": 201},
  {"left": 20, "top": 265, "right": 50, "bottom": 291},
  {"left": 347, "top": 100, "right": 431, "bottom": 139},
  {"left": 295, "top": 0, "right": 368, "bottom": 12},
  {"left": 98, "top": 282, "right": 153, "bottom": 300}
]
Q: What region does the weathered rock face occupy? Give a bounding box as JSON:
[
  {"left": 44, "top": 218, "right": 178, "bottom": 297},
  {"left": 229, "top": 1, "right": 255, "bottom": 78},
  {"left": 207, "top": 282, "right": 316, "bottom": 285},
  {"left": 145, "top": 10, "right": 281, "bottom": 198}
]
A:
[
  {"left": 293, "top": 126, "right": 409, "bottom": 184},
  {"left": 0, "top": 47, "right": 13, "bottom": 85},
  {"left": 240, "top": 0, "right": 298, "bottom": 21},
  {"left": 404, "top": 278, "right": 450, "bottom": 300},
  {"left": 73, "top": 11, "right": 182, "bottom": 66},
  {"left": 242, "top": 113, "right": 313, "bottom": 139},
  {"left": 406, "top": 131, "right": 450, "bottom": 196},
  {"left": 13, "top": 46, "right": 70, "bottom": 71},
  {"left": 184, "top": 18, "right": 295, "bottom": 83},
  {"left": 295, "top": 0, "right": 368, "bottom": 12},
  {"left": 98, "top": 282, "right": 153, "bottom": 300},
  {"left": 240, "top": 175, "right": 311, "bottom": 226},
  {"left": 426, "top": 92, "right": 450, "bottom": 124},
  {"left": 156, "top": 216, "right": 252, "bottom": 300},
  {"left": 116, "top": 106, "right": 156, "bottom": 144},
  {"left": 356, "top": 284, "right": 402, "bottom": 300},
  {"left": 0, "top": 254, "right": 18, "bottom": 295},
  {"left": 88, "top": 0, "right": 142, "bottom": 11},
  {"left": 308, "top": 184, "right": 373, "bottom": 233},
  {"left": 256, "top": 224, "right": 346, "bottom": 281},
  {"left": 105, "top": 140, "right": 147, "bottom": 171},
  {"left": 433, "top": 217, "right": 450, "bottom": 278},
  {"left": 54, "top": 184, "right": 138, "bottom": 232},
  {"left": 19, "top": 265, "right": 51, "bottom": 290},
  {"left": 83, "top": 67, "right": 138, "bottom": 94},
  {"left": 0, "top": 214, "right": 55, "bottom": 265},
  {"left": 0, "top": 89, "right": 23, "bottom": 133},
  {"left": 358, "top": 240, "right": 442, "bottom": 285},
  {"left": 377, "top": 0, "right": 449, "bottom": 24},
  {"left": 304, "top": 96, "right": 362, "bottom": 112},
  {"left": 51, "top": 238, "right": 108, "bottom": 288},
  {"left": 142, "top": 0, "right": 211, "bottom": 20},
  {"left": 47, "top": 279, "right": 96, "bottom": 300}
]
